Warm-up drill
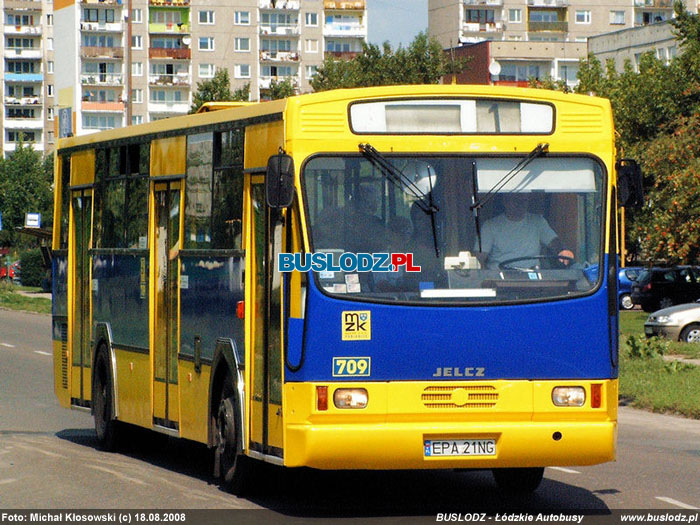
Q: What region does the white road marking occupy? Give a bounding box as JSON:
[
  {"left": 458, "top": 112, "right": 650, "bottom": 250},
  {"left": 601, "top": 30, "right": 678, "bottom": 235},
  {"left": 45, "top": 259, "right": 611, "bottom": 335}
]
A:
[
  {"left": 86, "top": 465, "right": 147, "bottom": 486},
  {"left": 655, "top": 497, "right": 699, "bottom": 510},
  {"left": 1, "top": 343, "right": 16, "bottom": 348},
  {"left": 13, "top": 443, "right": 67, "bottom": 459},
  {"left": 549, "top": 466, "right": 581, "bottom": 474},
  {"left": 34, "top": 351, "right": 51, "bottom": 356}
]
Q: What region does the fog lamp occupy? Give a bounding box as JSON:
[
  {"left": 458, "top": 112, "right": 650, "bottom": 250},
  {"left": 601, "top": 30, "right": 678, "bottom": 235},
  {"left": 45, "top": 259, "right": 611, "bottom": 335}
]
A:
[
  {"left": 552, "top": 386, "right": 586, "bottom": 407},
  {"left": 333, "top": 388, "right": 368, "bottom": 409}
]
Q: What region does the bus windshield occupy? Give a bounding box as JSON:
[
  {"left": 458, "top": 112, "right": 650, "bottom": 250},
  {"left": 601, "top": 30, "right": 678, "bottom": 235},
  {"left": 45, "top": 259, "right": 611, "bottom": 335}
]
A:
[{"left": 302, "top": 154, "right": 605, "bottom": 304}]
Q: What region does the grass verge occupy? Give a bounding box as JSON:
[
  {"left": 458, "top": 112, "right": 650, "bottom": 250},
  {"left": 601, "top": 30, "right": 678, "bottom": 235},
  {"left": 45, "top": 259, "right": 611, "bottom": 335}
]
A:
[
  {"left": 0, "top": 281, "right": 51, "bottom": 314},
  {"left": 619, "top": 310, "right": 700, "bottom": 418}
]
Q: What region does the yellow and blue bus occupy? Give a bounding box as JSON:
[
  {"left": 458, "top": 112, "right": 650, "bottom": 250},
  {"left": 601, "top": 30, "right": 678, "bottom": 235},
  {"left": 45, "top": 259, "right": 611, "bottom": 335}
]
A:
[{"left": 52, "top": 85, "right": 641, "bottom": 494}]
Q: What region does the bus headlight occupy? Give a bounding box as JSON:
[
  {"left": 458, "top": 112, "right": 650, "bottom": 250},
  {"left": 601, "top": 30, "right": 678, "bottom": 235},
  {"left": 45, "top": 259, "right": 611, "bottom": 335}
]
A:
[
  {"left": 333, "top": 388, "right": 368, "bottom": 409},
  {"left": 551, "top": 386, "right": 586, "bottom": 407}
]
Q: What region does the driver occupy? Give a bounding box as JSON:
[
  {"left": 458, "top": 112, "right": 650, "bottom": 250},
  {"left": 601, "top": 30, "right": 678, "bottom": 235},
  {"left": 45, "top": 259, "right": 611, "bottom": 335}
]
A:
[{"left": 474, "top": 193, "right": 572, "bottom": 270}]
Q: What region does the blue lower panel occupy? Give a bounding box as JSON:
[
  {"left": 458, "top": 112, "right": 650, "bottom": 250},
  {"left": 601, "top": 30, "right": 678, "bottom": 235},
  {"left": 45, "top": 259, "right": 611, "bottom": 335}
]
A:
[{"left": 180, "top": 255, "right": 244, "bottom": 362}]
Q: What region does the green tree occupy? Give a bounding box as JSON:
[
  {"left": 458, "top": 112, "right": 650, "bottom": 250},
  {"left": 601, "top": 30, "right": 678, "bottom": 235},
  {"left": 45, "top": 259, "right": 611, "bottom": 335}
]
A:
[
  {"left": 189, "top": 69, "right": 250, "bottom": 113},
  {"left": 310, "top": 32, "right": 469, "bottom": 92},
  {"left": 0, "top": 142, "right": 53, "bottom": 248},
  {"left": 266, "top": 78, "right": 295, "bottom": 100}
]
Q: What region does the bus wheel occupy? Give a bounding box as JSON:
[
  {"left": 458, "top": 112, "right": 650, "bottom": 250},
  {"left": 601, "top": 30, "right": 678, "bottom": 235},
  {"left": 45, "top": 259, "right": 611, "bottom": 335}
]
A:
[
  {"left": 491, "top": 467, "right": 544, "bottom": 494},
  {"left": 215, "top": 377, "right": 252, "bottom": 495},
  {"left": 93, "top": 349, "right": 120, "bottom": 452}
]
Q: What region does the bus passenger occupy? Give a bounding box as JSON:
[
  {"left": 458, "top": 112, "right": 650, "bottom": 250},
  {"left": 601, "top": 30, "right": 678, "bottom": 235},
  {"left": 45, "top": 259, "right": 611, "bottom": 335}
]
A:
[{"left": 475, "top": 193, "right": 571, "bottom": 270}]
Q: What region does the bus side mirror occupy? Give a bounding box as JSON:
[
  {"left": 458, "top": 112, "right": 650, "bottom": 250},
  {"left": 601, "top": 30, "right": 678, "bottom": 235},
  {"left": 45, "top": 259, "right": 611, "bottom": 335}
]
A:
[
  {"left": 266, "top": 153, "right": 295, "bottom": 209},
  {"left": 616, "top": 159, "right": 643, "bottom": 209}
]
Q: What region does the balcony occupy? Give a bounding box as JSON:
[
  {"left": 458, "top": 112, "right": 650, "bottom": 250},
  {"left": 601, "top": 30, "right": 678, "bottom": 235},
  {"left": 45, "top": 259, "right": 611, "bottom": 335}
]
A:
[
  {"left": 634, "top": 0, "right": 673, "bottom": 7},
  {"left": 259, "top": 24, "right": 299, "bottom": 35},
  {"left": 148, "top": 47, "right": 191, "bottom": 59},
  {"left": 148, "top": 73, "right": 190, "bottom": 85},
  {"left": 527, "top": 0, "right": 568, "bottom": 6},
  {"left": 259, "top": 0, "right": 299, "bottom": 9},
  {"left": 4, "top": 25, "right": 42, "bottom": 35},
  {"left": 4, "top": 118, "right": 44, "bottom": 130},
  {"left": 80, "top": 73, "right": 124, "bottom": 86},
  {"left": 324, "top": 50, "right": 360, "bottom": 59},
  {"left": 324, "top": 0, "right": 365, "bottom": 9},
  {"left": 83, "top": 46, "right": 124, "bottom": 58},
  {"left": 462, "top": 21, "right": 504, "bottom": 33},
  {"left": 4, "top": 95, "right": 42, "bottom": 105},
  {"left": 4, "top": 0, "right": 42, "bottom": 9},
  {"left": 323, "top": 24, "right": 366, "bottom": 37},
  {"left": 148, "top": 22, "right": 190, "bottom": 33},
  {"left": 80, "top": 21, "right": 124, "bottom": 32},
  {"left": 259, "top": 50, "right": 300, "bottom": 62},
  {"left": 258, "top": 76, "right": 299, "bottom": 90},
  {"left": 463, "top": 0, "right": 503, "bottom": 5},
  {"left": 149, "top": 0, "right": 190, "bottom": 6},
  {"left": 82, "top": 101, "right": 125, "bottom": 112},
  {"left": 528, "top": 20, "right": 568, "bottom": 31},
  {"left": 4, "top": 73, "right": 43, "bottom": 83},
  {"left": 147, "top": 102, "right": 189, "bottom": 114},
  {"left": 81, "top": 0, "right": 123, "bottom": 4},
  {"left": 4, "top": 47, "right": 41, "bottom": 59}
]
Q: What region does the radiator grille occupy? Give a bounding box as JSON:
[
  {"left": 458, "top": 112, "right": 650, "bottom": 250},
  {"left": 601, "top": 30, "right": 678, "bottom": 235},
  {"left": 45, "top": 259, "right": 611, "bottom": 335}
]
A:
[
  {"left": 60, "top": 323, "right": 68, "bottom": 390},
  {"left": 422, "top": 385, "right": 498, "bottom": 409}
]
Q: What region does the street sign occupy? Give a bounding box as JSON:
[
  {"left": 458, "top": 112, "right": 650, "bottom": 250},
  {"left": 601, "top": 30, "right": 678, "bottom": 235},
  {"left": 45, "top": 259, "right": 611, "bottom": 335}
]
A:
[{"left": 25, "top": 213, "right": 41, "bottom": 228}]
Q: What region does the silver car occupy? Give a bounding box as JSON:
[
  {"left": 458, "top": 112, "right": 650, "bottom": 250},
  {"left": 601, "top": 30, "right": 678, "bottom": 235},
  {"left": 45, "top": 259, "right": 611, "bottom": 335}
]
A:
[{"left": 644, "top": 301, "right": 700, "bottom": 343}]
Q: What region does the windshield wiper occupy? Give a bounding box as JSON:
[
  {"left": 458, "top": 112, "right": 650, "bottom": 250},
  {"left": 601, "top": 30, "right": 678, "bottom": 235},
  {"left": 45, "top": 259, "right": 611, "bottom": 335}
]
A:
[
  {"left": 359, "top": 142, "right": 440, "bottom": 257},
  {"left": 469, "top": 143, "right": 549, "bottom": 212}
]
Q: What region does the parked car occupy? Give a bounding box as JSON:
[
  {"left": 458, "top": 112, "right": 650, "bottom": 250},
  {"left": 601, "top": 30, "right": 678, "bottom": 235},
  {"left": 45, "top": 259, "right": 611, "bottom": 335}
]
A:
[
  {"left": 644, "top": 301, "right": 700, "bottom": 343},
  {"left": 618, "top": 266, "right": 643, "bottom": 310},
  {"left": 631, "top": 266, "right": 700, "bottom": 313},
  {"left": 0, "top": 261, "right": 20, "bottom": 283}
]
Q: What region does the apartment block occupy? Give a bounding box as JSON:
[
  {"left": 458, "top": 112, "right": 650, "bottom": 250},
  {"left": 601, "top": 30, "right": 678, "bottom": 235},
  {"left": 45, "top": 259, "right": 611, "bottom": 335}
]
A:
[
  {"left": 51, "top": 0, "right": 366, "bottom": 136},
  {"left": 429, "top": 0, "right": 694, "bottom": 86},
  {"left": 1, "top": 0, "right": 55, "bottom": 156}
]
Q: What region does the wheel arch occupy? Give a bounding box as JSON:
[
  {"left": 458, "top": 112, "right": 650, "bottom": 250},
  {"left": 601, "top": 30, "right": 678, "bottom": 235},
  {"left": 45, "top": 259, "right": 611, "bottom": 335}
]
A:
[{"left": 208, "top": 338, "right": 245, "bottom": 449}]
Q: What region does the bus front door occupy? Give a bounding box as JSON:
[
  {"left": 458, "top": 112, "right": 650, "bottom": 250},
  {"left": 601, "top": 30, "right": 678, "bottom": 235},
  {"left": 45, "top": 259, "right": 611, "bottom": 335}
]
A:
[
  {"left": 70, "top": 189, "right": 92, "bottom": 407},
  {"left": 152, "top": 181, "right": 181, "bottom": 430},
  {"left": 249, "top": 180, "right": 284, "bottom": 459}
]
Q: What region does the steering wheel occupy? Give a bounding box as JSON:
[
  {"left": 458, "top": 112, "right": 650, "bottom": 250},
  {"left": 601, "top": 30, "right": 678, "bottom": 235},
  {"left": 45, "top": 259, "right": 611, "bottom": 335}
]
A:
[{"left": 498, "top": 255, "right": 574, "bottom": 271}]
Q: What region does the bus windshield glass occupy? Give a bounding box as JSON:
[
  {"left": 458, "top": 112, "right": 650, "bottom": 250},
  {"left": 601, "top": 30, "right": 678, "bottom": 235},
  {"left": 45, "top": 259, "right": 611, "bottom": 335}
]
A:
[{"left": 302, "top": 154, "right": 605, "bottom": 304}]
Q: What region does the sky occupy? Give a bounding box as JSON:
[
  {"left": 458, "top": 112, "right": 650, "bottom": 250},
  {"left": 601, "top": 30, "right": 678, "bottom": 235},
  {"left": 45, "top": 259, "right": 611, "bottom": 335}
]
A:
[{"left": 367, "top": 0, "right": 429, "bottom": 49}]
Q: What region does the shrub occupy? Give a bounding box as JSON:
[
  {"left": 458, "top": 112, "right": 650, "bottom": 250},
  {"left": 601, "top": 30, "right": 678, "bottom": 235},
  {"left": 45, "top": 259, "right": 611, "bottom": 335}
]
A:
[{"left": 19, "top": 248, "right": 47, "bottom": 287}]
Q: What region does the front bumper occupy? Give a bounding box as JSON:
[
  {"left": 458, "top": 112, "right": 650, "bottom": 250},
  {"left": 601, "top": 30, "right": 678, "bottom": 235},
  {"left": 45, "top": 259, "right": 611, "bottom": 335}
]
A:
[
  {"left": 282, "top": 380, "right": 617, "bottom": 470},
  {"left": 644, "top": 322, "right": 682, "bottom": 340}
]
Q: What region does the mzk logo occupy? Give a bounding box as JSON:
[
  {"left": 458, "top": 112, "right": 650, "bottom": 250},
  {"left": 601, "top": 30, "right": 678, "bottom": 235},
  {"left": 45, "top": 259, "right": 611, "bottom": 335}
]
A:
[{"left": 278, "top": 252, "right": 421, "bottom": 273}]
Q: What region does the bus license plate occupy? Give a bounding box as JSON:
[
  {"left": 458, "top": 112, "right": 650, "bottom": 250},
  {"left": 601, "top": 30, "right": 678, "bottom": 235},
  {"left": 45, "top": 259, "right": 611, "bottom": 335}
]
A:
[{"left": 424, "top": 439, "right": 496, "bottom": 457}]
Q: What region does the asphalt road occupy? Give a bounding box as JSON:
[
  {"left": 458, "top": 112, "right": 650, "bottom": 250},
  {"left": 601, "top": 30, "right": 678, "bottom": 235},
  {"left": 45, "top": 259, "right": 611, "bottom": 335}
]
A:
[{"left": 1, "top": 308, "right": 699, "bottom": 518}]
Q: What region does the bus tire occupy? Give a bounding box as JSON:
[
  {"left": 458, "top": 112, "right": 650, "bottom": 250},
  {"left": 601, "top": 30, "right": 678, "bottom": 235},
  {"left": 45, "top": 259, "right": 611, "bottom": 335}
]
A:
[
  {"left": 93, "top": 348, "right": 120, "bottom": 452},
  {"left": 491, "top": 467, "right": 544, "bottom": 494},
  {"left": 215, "top": 376, "right": 253, "bottom": 495}
]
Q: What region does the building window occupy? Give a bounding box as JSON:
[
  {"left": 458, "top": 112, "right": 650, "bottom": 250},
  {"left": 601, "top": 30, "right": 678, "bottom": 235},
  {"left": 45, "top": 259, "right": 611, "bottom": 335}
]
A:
[
  {"left": 47, "top": 84, "right": 54, "bottom": 96},
  {"left": 507, "top": 35, "right": 523, "bottom": 41},
  {"left": 47, "top": 108, "right": 54, "bottom": 120},
  {"left": 609, "top": 10, "right": 625, "bottom": 25},
  {"left": 234, "top": 11, "right": 249, "bottom": 25},
  {"left": 305, "top": 39, "right": 318, "bottom": 53},
  {"left": 574, "top": 36, "right": 588, "bottom": 42},
  {"left": 234, "top": 37, "right": 250, "bottom": 52},
  {"left": 234, "top": 64, "right": 250, "bottom": 78},
  {"left": 46, "top": 14, "right": 53, "bottom": 26},
  {"left": 499, "top": 63, "right": 541, "bottom": 82},
  {"left": 199, "top": 10, "right": 214, "bottom": 24},
  {"left": 105, "top": 9, "right": 115, "bottom": 23},
  {"left": 199, "top": 63, "right": 215, "bottom": 78},
  {"left": 47, "top": 61, "right": 54, "bottom": 74},
  {"left": 305, "top": 12, "right": 318, "bottom": 26},
  {"left": 132, "top": 115, "right": 143, "bottom": 125},
  {"left": 558, "top": 62, "right": 578, "bottom": 84},
  {"left": 132, "top": 35, "right": 143, "bottom": 49},
  {"left": 305, "top": 65, "right": 317, "bottom": 79},
  {"left": 132, "top": 8, "right": 142, "bottom": 23},
  {"left": 465, "top": 9, "right": 494, "bottom": 23},
  {"left": 132, "top": 62, "right": 143, "bottom": 76},
  {"left": 199, "top": 37, "right": 214, "bottom": 51},
  {"left": 83, "top": 8, "right": 98, "bottom": 22},
  {"left": 48, "top": 131, "right": 55, "bottom": 144},
  {"left": 508, "top": 9, "right": 521, "bottom": 23},
  {"left": 131, "top": 89, "right": 143, "bottom": 103},
  {"left": 575, "top": 10, "right": 591, "bottom": 24},
  {"left": 47, "top": 38, "right": 53, "bottom": 50}
]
